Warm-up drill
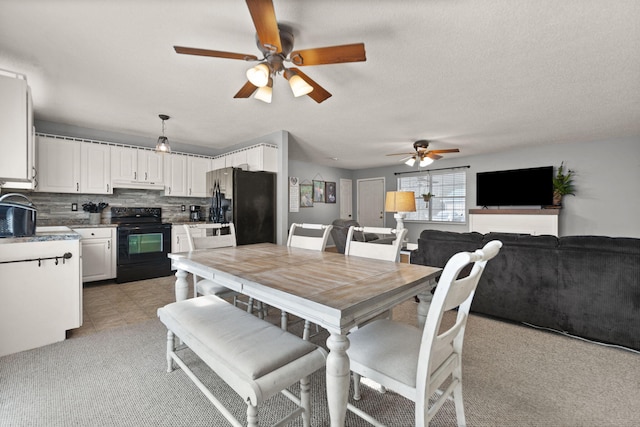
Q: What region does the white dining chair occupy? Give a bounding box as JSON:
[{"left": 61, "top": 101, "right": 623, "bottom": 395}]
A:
[
  {"left": 184, "top": 223, "right": 266, "bottom": 318},
  {"left": 284, "top": 223, "right": 333, "bottom": 339},
  {"left": 346, "top": 240, "right": 503, "bottom": 427},
  {"left": 344, "top": 226, "right": 407, "bottom": 262}
]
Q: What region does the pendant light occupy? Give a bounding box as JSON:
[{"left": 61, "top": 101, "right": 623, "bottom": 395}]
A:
[{"left": 155, "top": 114, "right": 171, "bottom": 153}]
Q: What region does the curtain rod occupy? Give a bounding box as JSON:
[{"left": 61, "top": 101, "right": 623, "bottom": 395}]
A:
[{"left": 393, "top": 165, "right": 470, "bottom": 176}]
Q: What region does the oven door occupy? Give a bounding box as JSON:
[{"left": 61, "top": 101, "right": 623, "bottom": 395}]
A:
[{"left": 116, "top": 223, "right": 172, "bottom": 283}]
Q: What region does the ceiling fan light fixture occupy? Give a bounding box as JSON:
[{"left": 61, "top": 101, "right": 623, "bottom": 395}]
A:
[
  {"left": 246, "top": 63, "right": 271, "bottom": 87},
  {"left": 155, "top": 114, "right": 171, "bottom": 154},
  {"left": 254, "top": 77, "right": 273, "bottom": 103},
  {"left": 419, "top": 156, "right": 434, "bottom": 167},
  {"left": 405, "top": 157, "right": 416, "bottom": 167},
  {"left": 288, "top": 73, "right": 314, "bottom": 97}
]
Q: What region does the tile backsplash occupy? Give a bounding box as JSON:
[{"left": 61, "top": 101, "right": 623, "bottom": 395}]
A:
[{"left": 2, "top": 188, "right": 211, "bottom": 226}]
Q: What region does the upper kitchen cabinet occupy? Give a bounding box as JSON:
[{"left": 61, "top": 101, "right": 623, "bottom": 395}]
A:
[
  {"left": 111, "top": 146, "right": 164, "bottom": 189},
  {"left": 37, "top": 136, "right": 81, "bottom": 193},
  {"left": 80, "top": 143, "right": 112, "bottom": 194},
  {"left": 246, "top": 145, "right": 277, "bottom": 172},
  {"left": 38, "top": 137, "right": 111, "bottom": 194},
  {"left": 0, "top": 71, "right": 34, "bottom": 189},
  {"left": 164, "top": 153, "right": 188, "bottom": 197},
  {"left": 187, "top": 156, "right": 212, "bottom": 197}
]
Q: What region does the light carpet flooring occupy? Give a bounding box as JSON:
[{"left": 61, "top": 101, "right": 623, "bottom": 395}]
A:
[{"left": 3, "top": 274, "right": 639, "bottom": 426}]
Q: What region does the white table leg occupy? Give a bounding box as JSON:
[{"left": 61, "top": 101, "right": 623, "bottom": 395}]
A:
[
  {"left": 326, "top": 332, "right": 350, "bottom": 427},
  {"left": 417, "top": 290, "right": 433, "bottom": 328},
  {"left": 175, "top": 269, "right": 189, "bottom": 302}
]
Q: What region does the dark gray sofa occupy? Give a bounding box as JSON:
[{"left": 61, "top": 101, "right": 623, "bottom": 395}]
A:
[{"left": 411, "top": 230, "right": 640, "bottom": 350}]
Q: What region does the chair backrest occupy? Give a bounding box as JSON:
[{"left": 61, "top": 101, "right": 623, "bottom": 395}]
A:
[
  {"left": 184, "top": 223, "right": 237, "bottom": 251},
  {"left": 344, "top": 226, "right": 408, "bottom": 262},
  {"left": 286, "top": 223, "right": 333, "bottom": 251},
  {"left": 416, "top": 240, "right": 502, "bottom": 403},
  {"left": 330, "top": 219, "right": 361, "bottom": 254}
]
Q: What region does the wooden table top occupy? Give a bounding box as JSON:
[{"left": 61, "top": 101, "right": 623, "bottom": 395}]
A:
[{"left": 169, "top": 243, "right": 441, "bottom": 333}]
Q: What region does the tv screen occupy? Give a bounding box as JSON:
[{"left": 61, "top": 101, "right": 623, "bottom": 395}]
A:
[{"left": 476, "top": 166, "right": 553, "bottom": 207}]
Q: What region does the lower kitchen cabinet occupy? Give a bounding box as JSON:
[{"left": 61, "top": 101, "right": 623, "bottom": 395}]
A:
[
  {"left": 73, "top": 227, "right": 116, "bottom": 282},
  {"left": 172, "top": 224, "right": 205, "bottom": 258}
]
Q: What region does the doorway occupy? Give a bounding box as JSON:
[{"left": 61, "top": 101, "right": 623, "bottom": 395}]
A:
[{"left": 357, "top": 177, "right": 385, "bottom": 227}]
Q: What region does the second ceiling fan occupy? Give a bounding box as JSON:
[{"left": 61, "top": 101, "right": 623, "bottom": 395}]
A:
[
  {"left": 174, "top": 0, "right": 367, "bottom": 103},
  {"left": 387, "top": 140, "right": 460, "bottom": 167}
]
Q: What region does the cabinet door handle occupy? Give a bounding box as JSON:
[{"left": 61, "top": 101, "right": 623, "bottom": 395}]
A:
[
  {"left": 145, "top": 172, "right": 148, "bottom": 181},
  {"left": 176, "top": 236, "right": 180, "bottom": 244},
  {"left": 134, "top": 171, "right": 137, "bottom": 180},
  {"left": 76, "top": 182, "right": 79, "bottom": 192},
  {"left": 189, "top": 188, "right": 192, "bottom": 195},
  {"left": 107, "top": 184, "right": 110, "bottom": 192},
  {"left": 168, "top": 186, "right": 171, "bottom": 195},
  {"left": 107, "top": 240, "right": 111, "bottom": 250}
]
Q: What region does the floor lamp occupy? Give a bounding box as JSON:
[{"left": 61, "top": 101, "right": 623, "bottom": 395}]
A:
[{"left": 384, "top": 191, "right": 416, "bottom": 232}]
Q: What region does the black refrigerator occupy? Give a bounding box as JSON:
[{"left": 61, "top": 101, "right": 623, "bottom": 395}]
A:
[{"left": 209, "top": 168, "right": 276, "bottom": 245}]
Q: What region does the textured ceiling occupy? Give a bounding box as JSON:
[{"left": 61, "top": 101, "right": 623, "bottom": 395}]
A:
[{"left": 1, "top": 0, "right": 639, "bottom": 169}]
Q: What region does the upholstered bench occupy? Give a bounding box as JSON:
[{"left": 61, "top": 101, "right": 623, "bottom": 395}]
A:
[{"left": 157, "top": 295, "right": 327, "bottom": 427}]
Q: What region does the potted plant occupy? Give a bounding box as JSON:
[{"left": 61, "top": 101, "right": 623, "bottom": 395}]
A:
[
  {"left": 552, "top": 162, "right": 575, "bottom": 206},
  {"left": 82, "top": 202, "right": 109, "bottom": 225}
]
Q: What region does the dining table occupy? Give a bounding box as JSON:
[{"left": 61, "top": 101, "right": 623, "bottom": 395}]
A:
[{"left": 168, "top": 243, "right": 441, "bottom": 427}]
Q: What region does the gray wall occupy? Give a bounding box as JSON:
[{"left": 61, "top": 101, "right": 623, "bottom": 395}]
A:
[
  {"left": 353, "top": 136, "right": 640, "bottom": 240},
  {"left": 23, "top": 121, "right": 640, "bottom": 241}
]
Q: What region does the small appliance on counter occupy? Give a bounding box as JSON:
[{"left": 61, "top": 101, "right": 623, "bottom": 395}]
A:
[
  {"left": 189, "top": 205, "right": 202, "bottom": 221},
  {"left": 0, "top": 193, "right": 37, "bottom": 238}
]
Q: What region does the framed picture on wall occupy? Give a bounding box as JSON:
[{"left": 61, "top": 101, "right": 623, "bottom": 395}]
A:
[
  {"left": 313, "top": 180, "right": 325, "bottom": 203},
  {"left": 325, "top": 181, "right": 336, "bottom": 203},
  {"left": 300, "top": 183, "right": 314, "bottom": 207}
]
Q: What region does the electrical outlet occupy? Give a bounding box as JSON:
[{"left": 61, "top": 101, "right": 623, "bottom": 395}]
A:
[
  {"left": 71, "top": 203, "right": 78, "bottom": 211},
  {"left": 181, "top": 205, "right": 186, "bottom": 212}
]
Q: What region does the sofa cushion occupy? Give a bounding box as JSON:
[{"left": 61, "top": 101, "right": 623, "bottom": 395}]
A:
[
  {"left": 557, "top": 236, "right": 640, "bottom": 349},
  {"left": 474, "top": 234, "right": 560, "bottom": 327}
]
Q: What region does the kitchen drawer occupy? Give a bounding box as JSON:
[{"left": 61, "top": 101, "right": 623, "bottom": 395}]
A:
[{"left": 74, "top": 228, "right": 112, "bottom": 239}]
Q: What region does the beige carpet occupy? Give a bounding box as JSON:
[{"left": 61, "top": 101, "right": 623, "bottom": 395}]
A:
[{"left": 1, "top": 296, "right": 639, "bottom": 426}]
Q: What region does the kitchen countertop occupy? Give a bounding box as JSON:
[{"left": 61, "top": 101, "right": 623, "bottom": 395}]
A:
[{"left": 0, "top": 226, "right": 80, "bottom": 244}]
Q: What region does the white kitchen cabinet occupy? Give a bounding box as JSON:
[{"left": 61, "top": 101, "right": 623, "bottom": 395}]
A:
[
  {"left": 138, "top": 149, "right": 164, "bottom": 183},
  {"left": 187, "top": 156, "right": 212, "bottom": 197},
  {"left": 37, "top": 136, "right": 81, "bottom": 193},
  {"left": 226, "top": 150, "right": 248, "bottom": 168},
  {"left": 72, "top": 227, "right": 116, "bottom": 282},
  {"left": 0, "top": 72, "right": 34, "bottom": 189},
  {"left": 246, "top": 145, "right": 277, "bottom": 172},
  {"left": 211, "top": 156, "right": 225, "bottom": 171},
  {"left": 164, "top": 153, "right": 188, "bottom": 197},
  {"left": 0, "top": 233, "right": 81, "bottom": 357},
  {"left": 111, "top": 146, "right": 164, "bottom": 186},
  {"left": 110, "top": 145, "right": 137, "bottom": 181},
  {"left": 80, "top": 143, "right": 112, "bottom": 194}
]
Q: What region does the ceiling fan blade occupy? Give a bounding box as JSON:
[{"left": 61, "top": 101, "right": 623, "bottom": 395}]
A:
[
  {"left": 174, "top": 46, "right": 258, "bottom": 61},
  {"left": 290, "top": 43, "right": 366, "bottom": 66},
  {"left": 426, "top": 152, "right": 443, "bottom": 160},
  {"left": 429, "top": 148, "right": 460, "bottom": 154},
  {"left": 245, "top": 0, "right": 282, "bottom": 53},
  {"left": 386, "top": 152, "right": 416, "bottom": 156},
  {"left": 233, "top": 81, "right": 258, "bottom": 98},
  {"left": 286, "top": 68, "right": 332, "bottom": 103}
]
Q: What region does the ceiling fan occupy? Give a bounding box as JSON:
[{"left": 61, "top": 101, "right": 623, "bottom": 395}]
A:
[
  {"left": 387, "top": 140, "right": 460, "bottom": 167},
  {"left": 173, "top": 0, "right": 366, "bottom": 103}
]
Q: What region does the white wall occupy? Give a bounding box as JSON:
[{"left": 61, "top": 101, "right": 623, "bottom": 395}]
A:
[{"left": 353, "top": 136, "right": 640, "bottom": 240}]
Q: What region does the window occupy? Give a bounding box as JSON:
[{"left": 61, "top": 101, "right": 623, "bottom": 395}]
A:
[{"left": 397, "top": 169, "right": 467, "bottom": 223}]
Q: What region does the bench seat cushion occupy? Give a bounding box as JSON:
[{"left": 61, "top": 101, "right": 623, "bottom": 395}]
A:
[{"left": 158, "top": 296, "right": 322, "bottom": 379}]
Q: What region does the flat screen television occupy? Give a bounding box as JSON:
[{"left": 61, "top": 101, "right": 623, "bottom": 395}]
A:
[{"left": 476, "top": 166, "right": 553, "bottom": 207}]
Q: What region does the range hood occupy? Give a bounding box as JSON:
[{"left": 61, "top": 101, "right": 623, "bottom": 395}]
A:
[{"left": 111, "top": 180, "right": 165, "bottom": 190}]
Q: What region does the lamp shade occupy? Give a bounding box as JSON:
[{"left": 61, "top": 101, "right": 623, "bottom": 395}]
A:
[
  {"left": 419, "top": 156, "right": 434, "bottom": 167},
  {"left": 246, "top": 63, "right": 270, "bottom": 87},
  {"left": 385, "top": 191, "right": 416, "bottom": 213},
  {"left": 288, "top": 74, "right": 314, "bottom": 97},
  {"left": 254, "top": 78, "right": 273, "bottom": 103}
]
